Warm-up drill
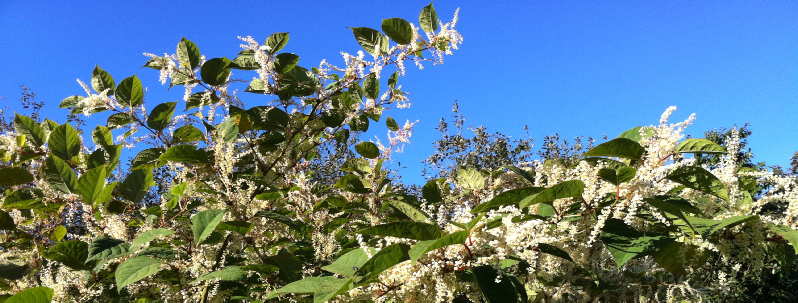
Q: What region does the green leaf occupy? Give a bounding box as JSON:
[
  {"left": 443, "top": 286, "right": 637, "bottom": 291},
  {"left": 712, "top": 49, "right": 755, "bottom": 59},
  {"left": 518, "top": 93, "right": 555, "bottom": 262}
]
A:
[
  {"left": 537, "top": 243, "right": 573, "bottom": 262},
  {"left": 274, "top": 276, "right": 352, "bottom": 303},
  {"left": 363, "top": 73, "right": 379, "bottom": 100},
  {"left": 644, "top": 197, "right": 696, "bottom": 232},
  {"left": 354, "top": 243, "right": 411, "bottom": 284},
  {"left": 684, "top": 215, "right": 759, "bottom": 239},
  {"left": 191, "top": 209, "right": 226, "bottom": 243},
  {"left": 91, "top": 65, "right": 115, "bottom": 95},
  {"left": 177, "top": 37, "right": 201, "bottom": 69},
  {"left": 388, "top": 71, "right": 399, "bottom": 89},
  {"left": 50, "top": 226, "right": 67, "bottom": 242},
  {"left": 230, "top": 54, "right": 260, "bottom": 70},
  {"left": 48, "top": 123, "right": 81, "bottom": 161},
  {"left": 419, "top": 2, "right": 439, "bottom": 33},
  {"left": 44, "top": 240, "right": 91, "bottom": 271},
  {"left": 666, "top": 166, "right": 728, "bottom": 200},
  {"left": 520, "top": 180, "right": 585, "bottom": 209},
  {"left": 357, "top": 221, "right": 443, "bottom": 240},
  {"left": 172, "top": 125, "right": 205, "bottom": 144},
  {"left": 147, "top": 102, "right": 177, "bottom": 131},
  {"left": 583, "top": 138, "right": 646, "bottom": 161},
  {"left": 192, "top": 266, "right": 247, "bottom": 284},
  {"left": 13, "top": 114, "right": 45, "bottom": 147},
  {"left": 598, "top": 167, "right": 637, "bottom": 186},
  {"left": 5, "top": 287, "right": 53, "bottom": 303},
  {"left": 116, "top": 75, "right": 144, "bottom": 108},
  {"left": 107, "top": 113, "right": 135, "bottom": 129},
  {"left": 409, "top": 230, "right": 469, "bottom": 263},
  {"left": 471, "top": 265, "right": 519, "bottom": 303},
  {"left": 252, "top": 211, "right": 303, "bottom": 232},
  {"left": 132, "top": 228, "right": 175, "bottom": 247},
  {"left": 422, "top": 179, "right": 443, "bottom": 203},
  {"left": 653, "top": 241, "right": 710, "bottom": 276},
  {"left": 121, "top": 169, "right": 154, "bottom": 203},
  {"left": 0, "top": 211, "right": 15, "bottom": 230},
  {"left": 387, "top": 200, "right": 431, "bottom": 222},
  {"left": 248, "top": 106, "right": 289, "bottom": 131},
  {"left": 334, "top": 174, "right": 372, "bottom": 194},
  {"left": 617, "top": 126, "right": 655, "bottom": 142},
  {"left": 216, "top": 221, "right": 254, "bottom": 235},
  {"left": 386, "top": 116, "right": 400, "bottom": 131},
  {"left": 76, "top": 165, "right": 108, "bottom": 206},
  {"left": 59, "top": 95, "right": 83, "bottom": 108},
  {"left": 600, "top": 218, "right": 674, "bottom": 268},
  {"left": 43, "top": 156, "right": 76, "bottom": 194},
  {"left": 159, "top": 145, "right": 208, "bottom": 164},
  {"left": 769, "top": 243, "right": 795, "bottom": 274},
  {"left": 0, "top": 167, "right": 34, "bottom": 187},
  {"left": 382, "top": 18, "right": 413, "bottom": 45},
  {"left": 186, "top": 92, "right": 221, "bottom": 110},
  {"left": 279, "top": 66, "right": 318, "bottom": 97},
  {"left": 677, "top": 138, "right": 728, "bottom": 155},
  {"left": 0, "top": 263, "right": 29, "bottom": 281},
  {"left": 349, "top": 27, "right": 388, "bottom": 57},
  {"left": 354, "top": 142, "right": 380, "bottom": 159},
  {"left": 131, "top": 148, "right": 163, "bottom": 169},
  {"left": 91, "top": 125, "right": 113, "bottom": 148},
  {"left": 273, "top": 53, "right": 300, "bottom": 74},
  {"left": 502, "top": 165, "right": 536, "bottom": 184},
  {"left": 474, "top": 187, "right": 544, "bottom": 213},
  {"left": 323, "top": 248, "right": 373, "bottom": 277},
  {"left": 457, "top": 167, "right": 484, "bottom": 191},
  {"left": 339, "top": 158, "right": 373, "bottom": 175},
  {"left": 87, "top": 237, "right": 131, "bottom": 261},
  {"left": 265, "top": 32, "right": 290, "bottom": 54},
  {"left": 201, "top": 57, "right": 231, "bottom": 86},
  {"left": 216, "top": 117, "right": 239, "bottom": 143},
  {"left": 115, "top": 256, "right": 162, "bottom": 290}
]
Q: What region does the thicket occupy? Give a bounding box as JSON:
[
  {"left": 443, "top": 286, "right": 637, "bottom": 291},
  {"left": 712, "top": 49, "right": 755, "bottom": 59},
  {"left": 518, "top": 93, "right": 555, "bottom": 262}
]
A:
[{"left": 0, "top": 3, "right": 796, "bottom": 302}]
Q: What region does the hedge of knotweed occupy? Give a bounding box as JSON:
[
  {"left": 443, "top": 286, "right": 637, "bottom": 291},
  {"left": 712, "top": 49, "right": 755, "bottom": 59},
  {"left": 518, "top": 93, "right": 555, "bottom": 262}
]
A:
[{"left": 0, "top": 3, "right": 796, "bottom": 303}]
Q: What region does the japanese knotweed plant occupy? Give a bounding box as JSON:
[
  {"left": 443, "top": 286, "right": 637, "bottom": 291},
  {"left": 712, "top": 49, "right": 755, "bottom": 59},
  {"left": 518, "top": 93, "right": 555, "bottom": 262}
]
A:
[
  {"left": 0, "top": 2, "right": 796, "bottom": 302},
  {"left": 0, "top": 3, "right": 466, "bottom": 302}
]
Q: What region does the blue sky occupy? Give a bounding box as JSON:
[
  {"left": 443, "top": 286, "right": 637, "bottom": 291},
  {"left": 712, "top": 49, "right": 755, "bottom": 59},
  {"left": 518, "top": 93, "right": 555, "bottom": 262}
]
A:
[{"left": 1, "top": 1, "right": 796, "bottom": 184}]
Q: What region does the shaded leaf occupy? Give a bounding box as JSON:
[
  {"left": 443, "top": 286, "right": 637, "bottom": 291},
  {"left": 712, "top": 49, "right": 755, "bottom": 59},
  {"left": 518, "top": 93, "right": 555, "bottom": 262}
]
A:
[
  {"left": 382, "top": 18, "right": 413, "bottom": 44},
  {"left": 0, "top": 167, "right": 34, "bottom": 187},
  {"left": 357, "top": 221, "right": 443, "bottom": 240},
  {"left": 265, "top": 32, "right": 289, "bottom": 54},
  {"left": 147, "top": 102, "right": 177, "bottom": 131},
  {"left": 666, "top": 166, "right": 728, "bottom": 200},
  {"left": 471, "top": 265, "right": 519, "bottom": 303},
  {"left": 201, "top": 57, "right": 231, "bottom": 86}
]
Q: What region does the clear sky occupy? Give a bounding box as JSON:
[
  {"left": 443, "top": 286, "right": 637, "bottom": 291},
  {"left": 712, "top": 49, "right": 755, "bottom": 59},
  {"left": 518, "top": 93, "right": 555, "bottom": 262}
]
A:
[{"left": 1, "top": 1, "right": 796, "bottom": 185}]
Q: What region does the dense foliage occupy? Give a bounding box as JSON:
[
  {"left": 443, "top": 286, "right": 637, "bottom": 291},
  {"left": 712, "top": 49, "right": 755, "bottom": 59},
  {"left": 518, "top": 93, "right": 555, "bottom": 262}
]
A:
[{"left": 0, "top": 4, "right": 796, "bottom": 302}]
